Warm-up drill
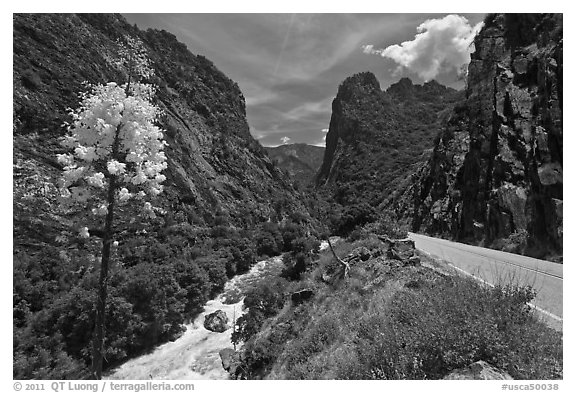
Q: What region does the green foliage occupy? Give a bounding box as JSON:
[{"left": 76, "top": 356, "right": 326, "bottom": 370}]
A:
[
  {"left": 281, "top": 236, "right": 321, "bottom": 281},
  {"left": 231, "top": 277, "right": 288, "bottom": 346},
  {"left": 334, "top": 202, "right": 377, "bottom": 236},
  {"left": 317, "top": 75, "right": 463, "bottom": 236},
  {"left": 366, "top": 217, "right": 409, "bottom": 239},
  {"left": 232, "top": 238, "right": 562, "bottom": 380},
  {"left": 13, "top": 13, "right": 319, "bottom": 380},
  {"left": 255, "top": 222, "right": 283, "bottom": 257},
  {"left": 12, "top": 214, "right": 269, "bottom": 378}
]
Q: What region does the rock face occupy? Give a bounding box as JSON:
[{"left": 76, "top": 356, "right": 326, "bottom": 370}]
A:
[
  {"left": 390, "top": 14, "right": 563, "bottom": 259},
  {"left": 13, "top": 13, "right": 306, "bottom": 250},
  {"left": 219, "top": 348, "right": 244, "bottom": 378},
  {"left": 203, "top": 310, "right": 230, "bottom": 333},
  {"left": 316, "top": 72, "right": 460, "bottom": 209},
  {"left": 265, "top": 144, "right": 325, "bottom": 185},
  {"left": 444, "top": 360, "right": 513, "bottom": 380}
]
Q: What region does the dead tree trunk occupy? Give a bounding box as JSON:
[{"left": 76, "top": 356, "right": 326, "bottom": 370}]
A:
[{"left": 327, "top": 237, "right": 349, "bottom": 280}]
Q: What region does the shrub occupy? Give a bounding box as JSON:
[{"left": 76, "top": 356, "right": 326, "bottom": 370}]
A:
[
  {"left": 281, "top": 252, "right": 308, "bottom": 281},
  {"left": 231, "top": 277, "right": 288, "bottom": 346},
  {"left": 335, "top": 203, "right": 376, "bottom": 236}
]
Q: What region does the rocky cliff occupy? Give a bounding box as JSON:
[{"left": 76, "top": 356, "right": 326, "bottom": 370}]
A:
[
  {"left": 388, "top": 14, "right": 562, "bottom": 259},
  {"left": 316, "top": 72, "right": 460, "bottom": 208},
  {"left": 265, "top": 143, "right": 324, "bottom": 185},
  {"left": 13, "top": 13, "right": 305, "bottom": 246}
]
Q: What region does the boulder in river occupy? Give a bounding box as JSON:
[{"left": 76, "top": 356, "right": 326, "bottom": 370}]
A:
[{"left": 203, "top": 310, "right": 230, "bottom": 333}]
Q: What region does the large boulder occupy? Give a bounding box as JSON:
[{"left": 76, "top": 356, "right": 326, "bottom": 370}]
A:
[
  {"left": 203, "top": 310, "right": 230, "bottom": 333},
  {"left": 379, "top": 236, "right": 420, "bottom": 266},
  {"left": 444, "top": 360, "right": 513, "bottom": 380}
]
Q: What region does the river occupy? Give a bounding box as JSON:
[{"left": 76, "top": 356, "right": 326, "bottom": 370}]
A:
[{"left": 105, "top": 254, "right": 285, "bottom": 379}]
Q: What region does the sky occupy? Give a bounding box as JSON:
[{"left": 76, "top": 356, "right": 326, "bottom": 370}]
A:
[{"left": 123, "top": 13, "right": 485, "bottom": 147}]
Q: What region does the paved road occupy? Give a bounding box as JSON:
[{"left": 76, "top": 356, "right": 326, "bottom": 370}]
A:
[{"left": 408, "top": 232, "right": 563, "bottom": 329}]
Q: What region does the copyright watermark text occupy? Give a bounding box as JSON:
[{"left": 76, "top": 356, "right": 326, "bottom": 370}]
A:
[
  {"left": 502, "top": 383, "right": 559, "bottom": 391},
  {"left": 13, "top": 381, "right": 194, "bottom": 393}
]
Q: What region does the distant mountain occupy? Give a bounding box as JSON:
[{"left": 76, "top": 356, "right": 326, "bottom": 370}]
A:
[
  {"left": 265, "top": 144, "right": 325, "bottom": 184},
  {"left": 387, "top": 14, "right": 563, "bottom": 259},
  {"left": 316, "top": 72, "right": 461, "bottom": 210}
]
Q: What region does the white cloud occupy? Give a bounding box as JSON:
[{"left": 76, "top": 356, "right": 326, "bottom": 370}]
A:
[
  {"left": 282, "top": 99, "right": 332, "bottom": 122},
  {"left": 362, "top": 44, "right": 376, "bottom": 54},
  {"left": 281, "top": 136, "right": 291, "bottom": 145},
  {"left": 310, "top": 128, "right": 330, "bottom": 147},
  {"left": 363, "top": 15, "right": 483, "bottom": 81}
]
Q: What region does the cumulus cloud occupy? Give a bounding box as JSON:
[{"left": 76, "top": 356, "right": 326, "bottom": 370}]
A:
[
  {"left": 281, "top": 136, "right": 291, "bottom": 145},
  {"left": 362, "top": 15, "right": 483, "bottom": 81}
]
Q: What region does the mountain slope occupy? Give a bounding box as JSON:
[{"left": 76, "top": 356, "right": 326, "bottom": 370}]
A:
[
  {"left": 265, "top": 143, "right": 325, "bottom": 185},
  {"left": 387, "top": 14, "right": 563, "bottom": 259},
  {"left": 13, "top": 14, "right": 305, "bottom": 233},
  {"left": 315, "top": 73, "right": 460, "bottom": 228},
  {"left": 13, "top": 13, "right": 310, "bottom": 378}
]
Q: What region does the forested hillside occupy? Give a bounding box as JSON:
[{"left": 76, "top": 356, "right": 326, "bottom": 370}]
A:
[
  {"left": 265, "top": 143, "right": 324, "bottom": 186},
  {"left": 315, "top": 73, "right": 461, "bottom": 235},
  {"left": 13, "top": 13, "right": 317, "bottom": 378}
]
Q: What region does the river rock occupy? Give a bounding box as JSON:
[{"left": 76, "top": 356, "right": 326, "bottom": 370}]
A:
[
  {"left": 444, "top": 360, "right": 513, "bottom": 380},
  {"left": 219, "top": 348, "right": 241, "bottom": 375},
  {"left": 379, "top": 237, "right": 420, "bottom": 266},
  {"left": 203, "top": 310, "right": 230, "bottom": 333}
]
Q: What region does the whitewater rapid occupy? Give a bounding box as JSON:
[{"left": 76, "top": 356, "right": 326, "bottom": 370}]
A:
[
  {"left": 106, "top": 240, "right": 330, "bottom": 380},
  {"left": 105, "top": 255, "right": 284, "bottom": 380}
]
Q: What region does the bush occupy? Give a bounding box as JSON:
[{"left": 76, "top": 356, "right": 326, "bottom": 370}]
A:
[
  {"left": 367, "top": 218, "right": 409, "bottom": 239},
  {"left": 120, "top": 263, "right": 187, "bottom": 352},
  {"left": 281, "top": 235, "right": 320, "bottom": 280},
  {"left": 195, "top": 256, "right": 228, "bottom": 296},
  {"left": 281, "top": 252, "right": 308, "bottom": 281},
  {"left": 341, "top": 276, "right": 561, "bottom": 380},
  {"left": 255, "top": 223, "right": 284, "bottom": 257},
  {"left": 335, "top": 203, "right": 376, "bottom": 236},
  {"left": 231, "top": 277, "right": 288, "bottom": 346}
]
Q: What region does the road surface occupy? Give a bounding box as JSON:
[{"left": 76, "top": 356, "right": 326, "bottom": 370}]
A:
[{"left": 408, "top": 232, "right": 563, "bottom": 330}]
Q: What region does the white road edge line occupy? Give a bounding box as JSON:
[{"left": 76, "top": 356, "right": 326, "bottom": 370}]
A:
[
  {"left": 410, "top": 234, "right": 562, "bottom": 280},
  {"left": 448, "top": 263, "right": 563, "bottom": 322},
  {"left": 417, "top": 249, "right": 563, "bottom": 323}
]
